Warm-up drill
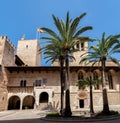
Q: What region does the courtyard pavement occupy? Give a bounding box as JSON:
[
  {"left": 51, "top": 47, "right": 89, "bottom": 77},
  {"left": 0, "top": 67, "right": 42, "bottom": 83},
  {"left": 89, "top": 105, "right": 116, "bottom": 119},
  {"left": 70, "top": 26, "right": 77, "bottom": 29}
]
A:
[{"left": 0, "top": 109, "right": 119, "bottom": 123}]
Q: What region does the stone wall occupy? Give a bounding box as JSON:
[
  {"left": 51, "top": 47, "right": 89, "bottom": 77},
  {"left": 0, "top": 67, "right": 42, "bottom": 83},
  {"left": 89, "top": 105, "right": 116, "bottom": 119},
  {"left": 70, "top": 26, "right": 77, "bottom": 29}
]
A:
[
  {"left": 0, "top": 84, "right": 8, "bottom": 111},
  {"left": 6, "top": 68, "right": 120, "bottom": 111}
]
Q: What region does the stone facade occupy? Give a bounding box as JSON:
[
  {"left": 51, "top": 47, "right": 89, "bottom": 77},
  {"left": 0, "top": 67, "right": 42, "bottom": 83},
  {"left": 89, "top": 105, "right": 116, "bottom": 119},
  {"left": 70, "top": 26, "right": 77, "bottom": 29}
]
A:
[{"left": 0, "top": 36, "right": 120, "bottom": 112}]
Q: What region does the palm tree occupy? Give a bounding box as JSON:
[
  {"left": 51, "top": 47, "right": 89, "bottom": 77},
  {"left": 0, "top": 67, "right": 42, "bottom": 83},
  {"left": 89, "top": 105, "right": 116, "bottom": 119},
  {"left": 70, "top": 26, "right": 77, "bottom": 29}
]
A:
[
  {"left": 43, "top": 41, "right": 66, "bottom": 115},
  {"left": 80, "top": 32, "right": 120, "bottom": 114},
  {"left": 41, "top": 12, "right": 92, "bottom": 116},
  {"left": 77, "top": 73, "right": 101, "bottom": 115}
]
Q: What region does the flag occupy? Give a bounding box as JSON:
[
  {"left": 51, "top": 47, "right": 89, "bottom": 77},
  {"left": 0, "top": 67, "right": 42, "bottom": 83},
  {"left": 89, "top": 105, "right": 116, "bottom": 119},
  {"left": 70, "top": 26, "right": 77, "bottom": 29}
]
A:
[{"left": 37, "top": 28, "right": 43, "bottom": 33}]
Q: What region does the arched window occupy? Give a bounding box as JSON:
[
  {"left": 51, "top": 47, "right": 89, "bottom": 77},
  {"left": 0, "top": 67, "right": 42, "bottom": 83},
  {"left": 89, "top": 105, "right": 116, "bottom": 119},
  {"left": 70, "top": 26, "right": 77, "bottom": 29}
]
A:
[
  {"left": 76, "top": 43, "right": 80, "bottom": 50},
  {"left": 81, "top": 42, "right": 84, "bottom": 51},
  {"left": 78, "top": 71, "right": 84, "bottom": 80},
  {"left": 108, "top": 72, "right": 113, "bottom": 89},
  {"left": 93, "top": 71, "right": 99, "bottom": 89}
]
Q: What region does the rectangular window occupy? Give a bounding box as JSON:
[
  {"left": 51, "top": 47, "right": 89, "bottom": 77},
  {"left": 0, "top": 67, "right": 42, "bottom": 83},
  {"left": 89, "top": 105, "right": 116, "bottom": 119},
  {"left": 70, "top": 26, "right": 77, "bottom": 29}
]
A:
[
  {"left": 20, "top": 80, "right": 26, "bottom": 87},
  {"left": 43, "top": 78, "right": 47, "bottom": 84},
  {"left": 34, "top": 80, "right": 41, "bottom": 86}
]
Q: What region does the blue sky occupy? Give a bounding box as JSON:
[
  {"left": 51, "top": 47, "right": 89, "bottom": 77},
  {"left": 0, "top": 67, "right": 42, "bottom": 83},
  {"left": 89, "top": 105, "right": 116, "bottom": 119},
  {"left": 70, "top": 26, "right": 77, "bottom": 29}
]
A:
[{"left": 0, "top": 0, "right": 120, "bottom": 65}]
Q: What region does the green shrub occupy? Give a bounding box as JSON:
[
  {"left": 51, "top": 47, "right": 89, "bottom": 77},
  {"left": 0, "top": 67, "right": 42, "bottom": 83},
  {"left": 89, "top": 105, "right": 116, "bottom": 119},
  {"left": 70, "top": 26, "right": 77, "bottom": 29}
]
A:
[{"left": 46, "top": 111, "right": 60, "bottom": 117}]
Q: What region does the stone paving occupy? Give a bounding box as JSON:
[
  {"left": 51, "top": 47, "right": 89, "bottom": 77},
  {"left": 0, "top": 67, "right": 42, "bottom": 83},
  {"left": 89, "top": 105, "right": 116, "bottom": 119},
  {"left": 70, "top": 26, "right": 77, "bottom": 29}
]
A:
[
  {"left": 0, "top": 110, "right": 46, "bottom": 120},
  {"left": 0, "top": 110, "right": 119, "bottom": 123}
]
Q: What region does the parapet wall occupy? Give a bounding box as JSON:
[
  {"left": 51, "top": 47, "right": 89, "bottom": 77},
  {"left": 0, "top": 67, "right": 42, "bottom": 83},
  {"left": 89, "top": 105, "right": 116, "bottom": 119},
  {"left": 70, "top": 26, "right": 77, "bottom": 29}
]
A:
[{"left": 0, "top": 36, "right": 15, "bottom": 66}]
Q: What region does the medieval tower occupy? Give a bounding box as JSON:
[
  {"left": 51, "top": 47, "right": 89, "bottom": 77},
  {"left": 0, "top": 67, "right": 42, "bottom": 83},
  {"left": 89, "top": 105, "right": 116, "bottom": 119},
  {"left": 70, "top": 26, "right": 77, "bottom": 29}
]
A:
[
  {"left": 17, "top": 38, "right": 41, "bottom": 66},
  {"left": 0, "top": 36, "right": 15, "bottom": 66},
  {"left": 0, "top": 36, "right": 15, "bottom": 110}
]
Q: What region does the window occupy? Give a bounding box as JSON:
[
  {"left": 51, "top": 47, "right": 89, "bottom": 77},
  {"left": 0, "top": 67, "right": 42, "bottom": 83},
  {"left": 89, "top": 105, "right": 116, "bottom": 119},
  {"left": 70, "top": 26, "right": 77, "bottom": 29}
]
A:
[
  {"left": 93, "top": 72, "right": 99, "bottom": 89},
  {"left": 78, "top": 71, "right": 84, "bottom": 80},
  {"left": 81, "top": 43, "right": 84, "bottom": 51},
  {"left": 34, "top": 80, "right": 41, "bottom": 86},
  {"left": 33, "top": 79, "right": 47, "bottom": 87},
  {"left": 20, "top": 80, "right": 23, "bottom": 87},
  {"left": 76, "top": 43, "right": 80, "bottom": 49},
  {"left": 20, "top": 80, "right": 27, "bottom": 87},
  {"left": 78, "top": 71, "right": 84, "bottom": 89},
  {"left": 26, "top": 45, "right": 28, "bottom": 48},
  {"left": 43, "top": 78, "right": 47, "bottom": 84},
  {"left": 108, "top": 72, "right": 113, "bottom": 89}
]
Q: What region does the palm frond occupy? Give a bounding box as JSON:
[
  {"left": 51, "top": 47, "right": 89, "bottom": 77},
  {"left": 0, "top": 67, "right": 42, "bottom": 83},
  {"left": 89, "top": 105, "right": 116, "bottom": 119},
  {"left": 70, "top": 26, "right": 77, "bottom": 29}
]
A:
[
  {"left": 41, "top": 27, "right": 61, "bottom": 41},
  {"left": 108, "top": 56, "right": 120, "bottom": 66},
  {"left": 74, "top": 26, "right": 93, "bottom": 37},
  {"left": 69, "top": 13, "right": 86, "bottom": 37}
]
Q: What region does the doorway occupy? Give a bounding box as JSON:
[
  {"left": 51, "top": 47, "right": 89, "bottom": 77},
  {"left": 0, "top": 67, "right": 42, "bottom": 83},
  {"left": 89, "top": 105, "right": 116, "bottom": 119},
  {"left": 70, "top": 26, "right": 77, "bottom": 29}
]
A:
[{"left": 79, "top": 99, "right": 84, "bottom": 108}]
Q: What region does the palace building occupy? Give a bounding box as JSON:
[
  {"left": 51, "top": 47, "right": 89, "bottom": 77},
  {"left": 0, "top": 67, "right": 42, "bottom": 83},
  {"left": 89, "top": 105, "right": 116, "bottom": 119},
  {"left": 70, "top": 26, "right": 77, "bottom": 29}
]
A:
[{"left": 0, "top": 36, "right": 120, "bottom": 111}]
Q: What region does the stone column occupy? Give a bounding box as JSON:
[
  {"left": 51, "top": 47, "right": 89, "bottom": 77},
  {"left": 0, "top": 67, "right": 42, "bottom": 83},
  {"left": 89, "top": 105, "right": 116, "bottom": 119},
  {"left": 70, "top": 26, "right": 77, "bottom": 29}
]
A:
[
  {"left": 20, "top": 98, "right": 23, "bottom": 110},
  {"left": 48, "top": 91, "right": 52, "bottom": 103}
]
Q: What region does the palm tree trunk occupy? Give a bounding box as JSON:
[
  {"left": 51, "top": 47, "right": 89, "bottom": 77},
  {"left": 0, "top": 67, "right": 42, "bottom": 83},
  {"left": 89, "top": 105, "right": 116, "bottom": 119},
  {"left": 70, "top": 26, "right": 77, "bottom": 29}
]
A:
[
  {"left": 64, "top": 52, "right": 72, "bottom": 117},
  {"left": 101, "top": 60, "right": 110, "bottom": 114},
  {"left": 59, "top": 57, "right": 65, "bottom": 115},
  {"left": 89, "top": 76, "right": 94, "bottom": 115}
]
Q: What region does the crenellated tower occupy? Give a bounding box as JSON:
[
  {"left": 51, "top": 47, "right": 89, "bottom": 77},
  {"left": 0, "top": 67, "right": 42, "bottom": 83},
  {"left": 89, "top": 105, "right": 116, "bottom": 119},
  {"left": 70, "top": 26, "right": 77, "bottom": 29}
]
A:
[
  {"left": 0, "top": 36, "right": 15, "bottom": 66},
  {"left": 0, "top": 36, "right": 15, "bottom": 111}
]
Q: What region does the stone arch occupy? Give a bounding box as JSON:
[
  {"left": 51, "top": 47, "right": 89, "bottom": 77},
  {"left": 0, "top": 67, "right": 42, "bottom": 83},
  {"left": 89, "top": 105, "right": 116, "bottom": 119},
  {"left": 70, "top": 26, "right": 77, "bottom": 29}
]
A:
[
  {"left": 39, "top": 92, "right": 49, "bottom": 110},
  {"left": 8, "top": 95, "right": 20, "bottom": 110},
  {"left": 93, "top": 69, "right": 101, "bottom": 76},
  {"left": 39, "top": 92, "right": 49, "bottom": 103},
  {"left": 22, "top": 95, "right": 35, "bottom": 109}
]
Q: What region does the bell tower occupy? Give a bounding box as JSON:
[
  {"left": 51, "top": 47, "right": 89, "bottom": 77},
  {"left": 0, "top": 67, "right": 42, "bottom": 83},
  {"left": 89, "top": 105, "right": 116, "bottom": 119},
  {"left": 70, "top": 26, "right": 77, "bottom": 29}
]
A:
[
  {"left": 52, "top": 37, "right": 88, "bottom": 66},
  {"left": 70, "top": 37, "right": 88, "bottom": 66}
]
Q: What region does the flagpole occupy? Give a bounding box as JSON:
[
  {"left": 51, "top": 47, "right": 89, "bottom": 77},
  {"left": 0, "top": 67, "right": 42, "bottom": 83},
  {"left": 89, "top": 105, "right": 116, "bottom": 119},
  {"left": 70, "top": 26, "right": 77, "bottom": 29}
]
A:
[
  {"left": 36, "top": 28, "right": 43, "bottom": 40},
  {"left": 36, "top": 28, "right": 39, "bottom": 40}
]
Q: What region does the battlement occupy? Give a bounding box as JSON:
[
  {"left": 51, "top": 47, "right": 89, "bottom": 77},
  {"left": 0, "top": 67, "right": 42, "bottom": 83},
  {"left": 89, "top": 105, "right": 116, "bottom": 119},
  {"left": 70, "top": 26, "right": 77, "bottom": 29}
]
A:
[
  {"left": 0, "top": 36, "right": 15, "bottom": 66},
  {"left": 0, "top": 36, "right": 15, "bottom": 50}
]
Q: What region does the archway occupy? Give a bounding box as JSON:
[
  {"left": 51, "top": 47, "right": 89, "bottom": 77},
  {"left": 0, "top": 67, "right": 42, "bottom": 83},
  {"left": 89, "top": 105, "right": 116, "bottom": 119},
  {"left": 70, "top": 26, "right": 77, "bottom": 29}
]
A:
[
  {"left": 39, "top": 92, "right": 48, "bottom": 103},
  {"left": 39, "top": 92, "right": 49, "bottom": 110},
  {"left": 8, "top": 96, "right": 20, "bottom": 110},
  {"left": 22, "top": 95, "right": 35, "bottom": 109}
]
